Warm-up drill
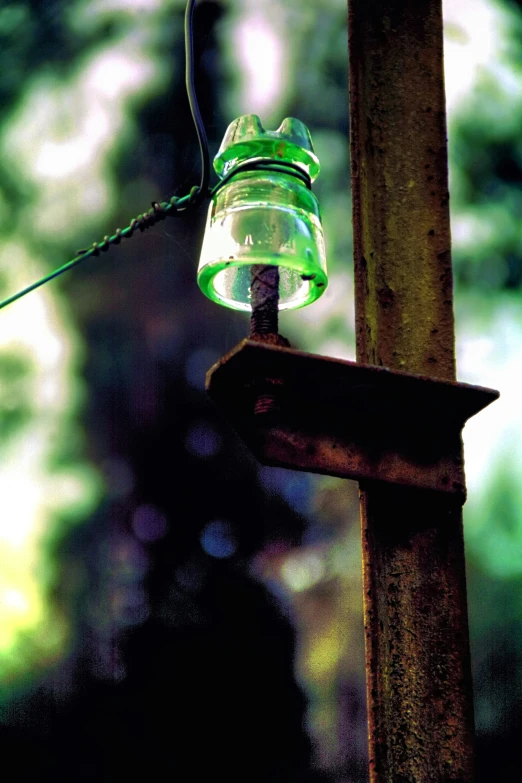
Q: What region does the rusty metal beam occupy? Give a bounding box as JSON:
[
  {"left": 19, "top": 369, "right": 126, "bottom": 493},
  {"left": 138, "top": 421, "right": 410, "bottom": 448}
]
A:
[
  {"left": 206, "top": 339, "right": 497, "bottom": 495},
  {"left": 348, "top": 1, "right": 476, "bottom": 781}
]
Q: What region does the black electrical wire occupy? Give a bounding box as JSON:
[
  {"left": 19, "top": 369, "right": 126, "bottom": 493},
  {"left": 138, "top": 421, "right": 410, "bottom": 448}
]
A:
[
  {"left": 185, "top": 0, "right": 210, "bottom": 207},
  {"left": 0, "top": 0, "right": 211, "bottom": 311},
  {"left": 0, "top": 0, "right": 315, "bottom": 312}
]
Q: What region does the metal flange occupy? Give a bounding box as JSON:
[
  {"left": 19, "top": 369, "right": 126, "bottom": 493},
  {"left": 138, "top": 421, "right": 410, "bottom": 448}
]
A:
[{"left": 206, "top": 339, "right": 498, "bottom": 498}]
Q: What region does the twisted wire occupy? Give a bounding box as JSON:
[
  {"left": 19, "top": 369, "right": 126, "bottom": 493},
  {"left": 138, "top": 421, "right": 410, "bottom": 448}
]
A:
[
  {"left": 0, "top": 0, "right": 314, "bottom": 314},
  {"left": 0, "top": 187, "right": 207, "bottom": 310},
  {"left": 0, "top": 0, "right": 209, "bottom": 311}
]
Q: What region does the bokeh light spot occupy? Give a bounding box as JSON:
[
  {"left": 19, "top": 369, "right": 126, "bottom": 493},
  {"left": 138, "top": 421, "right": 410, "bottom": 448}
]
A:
[
  {"left": 185, "top": 421, "right": 222, "bottom": 459},
  {"left": 200, "top": 521, "right": 237, "bottom": 559},
  {"left": 184, "top": 348, "right": 220, "bottom": 390},
  {"left": 234, "top": 10, "right": 285, "bottom": 117},
  {"left": 132, "top": 503, "right": 168, "bottom": 543},
  {"left": 281, "top": 551, "right": 326, "bottom": 593}
]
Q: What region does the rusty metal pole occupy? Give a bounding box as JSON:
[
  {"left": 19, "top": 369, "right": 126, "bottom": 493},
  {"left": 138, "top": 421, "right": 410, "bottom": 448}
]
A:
[{"left": 348, "top": 2, "right": 475, "bottom": 782}]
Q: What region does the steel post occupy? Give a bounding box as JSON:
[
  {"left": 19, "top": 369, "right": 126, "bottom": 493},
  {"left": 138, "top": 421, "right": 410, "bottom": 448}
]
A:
[{"left": 348, "top": 1, "right": 475, "bottom": 781}]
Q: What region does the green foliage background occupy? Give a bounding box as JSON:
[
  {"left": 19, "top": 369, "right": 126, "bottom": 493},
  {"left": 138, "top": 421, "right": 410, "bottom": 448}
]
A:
[{"left": 0, "top": 0, "right": 520, "bottom": 780}]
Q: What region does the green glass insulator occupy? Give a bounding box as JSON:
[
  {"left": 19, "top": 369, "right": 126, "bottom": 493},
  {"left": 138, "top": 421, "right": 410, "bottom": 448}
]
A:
[{"left": 197, "top": 115, "right": 328, "bottom": 311}]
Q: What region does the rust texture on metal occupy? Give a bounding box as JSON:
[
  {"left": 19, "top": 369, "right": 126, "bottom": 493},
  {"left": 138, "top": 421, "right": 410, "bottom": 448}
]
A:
[
  {"left": 349, "top": 0, "right": 455, "bottom": 382},
  {"left": 250, "top": 264, "right": 280, "bottom": 337},
  {"left": 248, "top": 265, "right": 291, "bottom": 414},
  {"left": 360, "top": 485, "right": 476, "bottom": 783},
  {"left": 348, "top": 0, "right": 478, "bottom": 780},
  {"left": 206, "top": 339, "right": 497, "bottom": 495}
]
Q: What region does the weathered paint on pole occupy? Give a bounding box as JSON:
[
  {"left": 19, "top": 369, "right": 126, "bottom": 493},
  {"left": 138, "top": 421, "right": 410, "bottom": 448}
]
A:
[{"left": 348, "top": 1, "right": 475, "bottom": 781}]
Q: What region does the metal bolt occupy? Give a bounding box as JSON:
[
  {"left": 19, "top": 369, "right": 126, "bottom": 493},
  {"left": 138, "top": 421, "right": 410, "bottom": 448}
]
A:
[{"left": 249, "top": 264, "right": 289, "bottom": 416}]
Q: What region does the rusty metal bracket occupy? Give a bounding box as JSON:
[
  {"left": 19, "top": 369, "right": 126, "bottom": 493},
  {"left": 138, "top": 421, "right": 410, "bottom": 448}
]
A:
[{"left": 206, "top": 339, "right": 498, "bottom": 499}]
